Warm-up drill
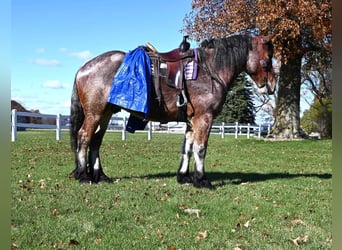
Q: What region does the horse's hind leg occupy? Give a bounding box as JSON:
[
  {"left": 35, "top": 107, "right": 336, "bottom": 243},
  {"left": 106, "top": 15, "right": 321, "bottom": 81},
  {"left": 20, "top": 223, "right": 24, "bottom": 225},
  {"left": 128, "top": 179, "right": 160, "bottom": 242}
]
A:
[
  {"left": 88, "top": 107, "right": 115, "bottom": 183},
  {"left": 177, "top": 123, "right": 194, "bottom": 184},
  {"left": 74, "top": 115, "right": 99, "bottom": 183}
]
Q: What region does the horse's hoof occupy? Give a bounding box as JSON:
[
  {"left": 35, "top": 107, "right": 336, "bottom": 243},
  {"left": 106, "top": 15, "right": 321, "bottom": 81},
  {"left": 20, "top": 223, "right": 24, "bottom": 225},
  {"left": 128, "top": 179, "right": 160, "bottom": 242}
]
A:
[
  {"left": 97, "top": 174, "right": 112, "bottom": 183},
  {"left": 79, "top": 177, "right": 92, "bottom": 184},
  {"left": 92, "top": 170, "right": 112, "bottom": 183},
  {"left": 194, "top": 178, "right": 215, "bottom": 189},
  {"left": 73, "top": 172, "right": 91, "bottom": 183},
  {"left": 177, "top": 173, "right": 193, "bottom": 184}
]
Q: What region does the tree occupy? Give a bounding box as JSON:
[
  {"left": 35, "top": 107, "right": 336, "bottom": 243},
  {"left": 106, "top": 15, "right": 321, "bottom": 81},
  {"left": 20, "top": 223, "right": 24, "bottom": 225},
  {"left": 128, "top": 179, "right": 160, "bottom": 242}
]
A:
[
  {"left": 215, "top": 73, "right": 256, "bottom": 124},
  {"left": 183, "top": 0, "right": 332, "bottom": 138},
  {"left": 301, "top": 98, "right": 332, "bottom": 138},
  {"left": 301, "top": 51, "right": 332, "bottom": 138}
]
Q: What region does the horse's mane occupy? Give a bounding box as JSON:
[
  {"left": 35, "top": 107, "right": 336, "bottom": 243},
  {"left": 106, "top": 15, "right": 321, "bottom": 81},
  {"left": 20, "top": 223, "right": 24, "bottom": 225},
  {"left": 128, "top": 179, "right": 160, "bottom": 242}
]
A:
[{"left": 199, "top": 35, "right": 252, "bottom": 71}]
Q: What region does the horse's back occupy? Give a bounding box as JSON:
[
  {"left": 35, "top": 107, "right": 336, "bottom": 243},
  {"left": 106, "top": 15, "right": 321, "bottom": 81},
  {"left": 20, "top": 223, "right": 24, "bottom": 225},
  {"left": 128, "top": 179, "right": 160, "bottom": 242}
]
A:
[
  {"left": 74, "top": 50, "right": 125, "bottom": 113},
  {"left": 76, "top": 50, "right": 125, "bottom": 83}
]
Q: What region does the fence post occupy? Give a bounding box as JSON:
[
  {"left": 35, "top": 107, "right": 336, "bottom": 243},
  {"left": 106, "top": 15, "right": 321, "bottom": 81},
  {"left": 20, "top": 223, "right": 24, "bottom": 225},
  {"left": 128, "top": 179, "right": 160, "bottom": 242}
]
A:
[
  {"left": 11, "top": 109, "right": 17, "bottom": 142},
  {"left": 258, "top": 124, "right": 261, "bottom": 139},
  {"left": 122, "top": 117, "right": 126, "bottom": 140},
  {"left": 235, "top": 122, "right": 238, "bottom": 139},
  {"left": 267, "top": 124, "right": 271, "bottom": 136},
  {"left": 56, "top": 113, "right": 61, "bottom": 140},
  {"left": 247, "top": 123, "right": 250, "bottom": 139},
  {"left": 221, "top": 122, "right": 225, "bottom": 139},
  {"left": 147, "top": 121, "right": 152, "bottom": 141}
]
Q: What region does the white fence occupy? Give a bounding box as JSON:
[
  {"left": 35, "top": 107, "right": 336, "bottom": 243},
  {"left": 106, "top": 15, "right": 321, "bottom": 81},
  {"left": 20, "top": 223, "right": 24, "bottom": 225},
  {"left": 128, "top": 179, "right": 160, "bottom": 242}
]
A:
[
  {"left": 11, "top": 109, "right": 69, "bottom": 142},
  {"left": 211, "top": 122, "right": 268, "bottom": 139},
  {"left": 11, "top": 109, "right": 269, "bottom": 141}
]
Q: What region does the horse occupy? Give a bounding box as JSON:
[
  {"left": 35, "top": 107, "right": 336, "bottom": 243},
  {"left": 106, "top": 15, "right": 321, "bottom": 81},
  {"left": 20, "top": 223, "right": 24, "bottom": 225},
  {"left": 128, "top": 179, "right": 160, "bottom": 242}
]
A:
[{"left": 69, "top": 34, "right": 277, "bottom": 189}]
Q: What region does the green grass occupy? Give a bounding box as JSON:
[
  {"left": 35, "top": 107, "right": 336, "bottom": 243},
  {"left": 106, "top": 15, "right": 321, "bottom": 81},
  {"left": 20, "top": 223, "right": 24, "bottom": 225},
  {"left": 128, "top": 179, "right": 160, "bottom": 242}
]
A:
[{"left": 11, "top": 130, "right": 332, "bottom": 249}]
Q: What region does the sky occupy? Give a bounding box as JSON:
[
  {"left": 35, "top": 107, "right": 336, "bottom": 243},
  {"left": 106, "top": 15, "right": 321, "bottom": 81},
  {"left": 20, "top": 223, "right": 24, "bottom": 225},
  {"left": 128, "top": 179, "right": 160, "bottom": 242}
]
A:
[
  {"left": 11, "top": 0, "right": 194, "bottom": 115},
  {"left": 11, "top": 0, "right": 312, "bottom": 124}
]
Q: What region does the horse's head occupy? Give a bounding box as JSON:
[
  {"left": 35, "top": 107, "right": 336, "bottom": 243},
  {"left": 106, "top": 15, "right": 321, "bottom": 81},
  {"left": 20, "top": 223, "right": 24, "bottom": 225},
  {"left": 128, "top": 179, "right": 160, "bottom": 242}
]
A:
[{"left": 247, "top": 35, "right": 279, "bottom": 95}]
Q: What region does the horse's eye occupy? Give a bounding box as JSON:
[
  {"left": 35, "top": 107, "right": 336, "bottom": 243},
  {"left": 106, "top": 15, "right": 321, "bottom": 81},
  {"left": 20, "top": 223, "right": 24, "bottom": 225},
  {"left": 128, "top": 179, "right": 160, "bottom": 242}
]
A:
[
  {"left": 260, "top": 60, "right": 267, "bottom": 68},
  {"left": 260, "top": 59, "right": 272, "bottom": 72}
]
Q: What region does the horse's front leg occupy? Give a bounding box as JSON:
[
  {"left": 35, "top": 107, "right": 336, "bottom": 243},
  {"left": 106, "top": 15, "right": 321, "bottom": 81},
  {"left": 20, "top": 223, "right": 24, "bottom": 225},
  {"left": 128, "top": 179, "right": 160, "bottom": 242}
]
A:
[
  {"left": 177, "top": 125, "right": 194, "bottom": 184},
  {"left": 193, "top": 141, "right": 213, "bottom": 188},
  {"left": 192, "top": 115, "right": 214, "bottom": 189}
]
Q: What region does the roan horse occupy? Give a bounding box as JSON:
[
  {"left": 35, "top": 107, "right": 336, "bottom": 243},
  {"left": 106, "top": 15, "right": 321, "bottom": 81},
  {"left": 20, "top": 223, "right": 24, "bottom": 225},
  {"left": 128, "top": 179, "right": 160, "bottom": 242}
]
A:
[{"left": 70, "top": 34, "right": 277, "bottom": 189}]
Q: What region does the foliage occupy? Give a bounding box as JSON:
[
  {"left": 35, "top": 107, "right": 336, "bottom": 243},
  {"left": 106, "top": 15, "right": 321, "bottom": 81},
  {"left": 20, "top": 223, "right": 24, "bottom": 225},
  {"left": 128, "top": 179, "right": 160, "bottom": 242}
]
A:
[
  {"left": 215, "top": 73, "right": 256, "bottom": 124},
  {"left": 301, "top": 49, "right": 332, "bottom": 139},
  {"left": 11, "top": 131, "right": 332, "bottom": 249},
  {"left": 183, "top": 0, "right": 332, "bottom": 63},
  {"left": 182, "top": 0, "right": 332, "bottom": 138},
  {"left": 301, "top": 97, "right": 332, "bottom": 138}
]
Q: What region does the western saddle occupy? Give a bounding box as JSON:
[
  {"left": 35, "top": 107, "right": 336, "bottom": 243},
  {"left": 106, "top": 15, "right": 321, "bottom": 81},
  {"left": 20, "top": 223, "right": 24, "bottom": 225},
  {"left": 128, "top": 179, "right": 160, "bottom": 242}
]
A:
[{"left": 145, "top": 36, "right": 196, "bottom": 110}]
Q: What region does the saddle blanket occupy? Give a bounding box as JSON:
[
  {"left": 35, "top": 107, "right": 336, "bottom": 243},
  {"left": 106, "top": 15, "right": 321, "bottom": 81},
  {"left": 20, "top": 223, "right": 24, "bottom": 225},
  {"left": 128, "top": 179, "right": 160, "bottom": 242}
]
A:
[
  {"left": 107, "top": 46, "right": 198, "bottom": 133},
  {"left": 107, "top": 46, "right": 152, "bottom": 117}
]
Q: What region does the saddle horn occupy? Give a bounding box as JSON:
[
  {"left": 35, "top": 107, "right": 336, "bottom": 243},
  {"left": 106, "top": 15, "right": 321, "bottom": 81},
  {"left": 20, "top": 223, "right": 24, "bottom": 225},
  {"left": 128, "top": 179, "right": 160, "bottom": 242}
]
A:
[{"left": 179, "top": 35, "right": 190, "bottom": 53}]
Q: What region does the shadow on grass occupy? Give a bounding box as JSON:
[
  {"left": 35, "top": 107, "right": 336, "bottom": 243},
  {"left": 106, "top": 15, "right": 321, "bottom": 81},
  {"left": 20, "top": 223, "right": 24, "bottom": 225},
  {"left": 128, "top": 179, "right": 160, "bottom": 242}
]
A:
[
  {"left": 116, "top": 171, "right": 331, "bottom": 187},
  {"left": 206, "top": 171, "right": 332, "bottom": 187}
]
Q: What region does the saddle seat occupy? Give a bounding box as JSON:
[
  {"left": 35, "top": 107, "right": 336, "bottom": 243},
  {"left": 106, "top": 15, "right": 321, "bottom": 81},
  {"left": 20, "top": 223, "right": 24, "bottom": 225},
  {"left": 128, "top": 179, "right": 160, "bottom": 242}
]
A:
[
  {"left": 145, "top": 42, "right": 194, "bottom": 62},
  {"left": 144, "top": 36, "right": 197, "bottom": 114}
]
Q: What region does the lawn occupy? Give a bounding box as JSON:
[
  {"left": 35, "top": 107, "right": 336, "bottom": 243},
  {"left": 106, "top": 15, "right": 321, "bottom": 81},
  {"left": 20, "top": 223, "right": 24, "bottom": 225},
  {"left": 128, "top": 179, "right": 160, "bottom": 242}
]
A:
[{"left": 11, "top": 130, "right": 332, "bottom": 249}]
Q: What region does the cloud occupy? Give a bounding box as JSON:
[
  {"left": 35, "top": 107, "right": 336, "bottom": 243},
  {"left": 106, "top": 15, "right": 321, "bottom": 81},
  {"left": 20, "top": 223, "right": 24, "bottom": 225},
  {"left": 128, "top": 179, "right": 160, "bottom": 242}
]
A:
[
  {"left": 11, "top": 85, "right": 71, "bottom": 115},
  {"left": 35, "top": 48, "right": 45, "bottom": 54},
  {"left": 59, "top": 48, "right": 68, "bottom": 53},
  {"left": 42, "top": 80, "right": 69, "bottom": 89},
  {"left": 31, "top": 58, "right": 62, "bottom": 67},
  {"left": 59, "top": 48, "right": 93, "bottom": 61},
  {"left": 68, "top": 50, "right": 93, "bottom": 60}
]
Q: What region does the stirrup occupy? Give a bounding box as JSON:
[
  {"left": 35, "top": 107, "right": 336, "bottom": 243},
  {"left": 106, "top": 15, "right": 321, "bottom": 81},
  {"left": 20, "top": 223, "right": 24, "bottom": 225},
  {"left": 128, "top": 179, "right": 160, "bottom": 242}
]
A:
[{"left": 176, "top": 89, "right": 188, "bottom": 107}]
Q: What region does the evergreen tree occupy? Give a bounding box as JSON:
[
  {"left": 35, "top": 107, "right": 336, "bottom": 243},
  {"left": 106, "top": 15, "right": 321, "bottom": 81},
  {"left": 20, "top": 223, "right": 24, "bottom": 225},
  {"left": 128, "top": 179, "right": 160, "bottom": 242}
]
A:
[{"left": 215, "top": 73, "right": 255, "bottom": 124}]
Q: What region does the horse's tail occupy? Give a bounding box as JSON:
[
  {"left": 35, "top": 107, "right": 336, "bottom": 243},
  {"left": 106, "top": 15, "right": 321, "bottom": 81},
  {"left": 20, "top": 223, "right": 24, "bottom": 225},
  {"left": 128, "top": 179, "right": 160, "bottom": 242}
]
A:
[{"left": 70, "top": 77, "right": 84, "bottom": 152}]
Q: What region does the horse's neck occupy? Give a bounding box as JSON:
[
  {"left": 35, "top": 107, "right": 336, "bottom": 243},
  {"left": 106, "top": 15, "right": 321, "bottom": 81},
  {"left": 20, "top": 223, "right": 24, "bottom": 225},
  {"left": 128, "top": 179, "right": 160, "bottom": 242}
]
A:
[
  {"left": 201, "top": 48, "right": 246, "bottom": 90},
  {"left": 214, "top": 66, "right": 245, "bottom": 94}
]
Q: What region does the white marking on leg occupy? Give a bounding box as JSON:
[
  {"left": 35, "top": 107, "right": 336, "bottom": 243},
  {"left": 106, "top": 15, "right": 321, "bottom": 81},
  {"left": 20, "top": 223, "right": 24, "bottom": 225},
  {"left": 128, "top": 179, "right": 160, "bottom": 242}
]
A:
[
  {"left": 78, "top": 149, "right": 87, "bottom": 169},
  {"left": 95, "top": 125, "right": 100, "bottom": 134},
  {"left": 94, "top": 157, "right": 100, "bottom": 170},
  {"left": 179, "top": 132, "right": 193, "bottom": 174},
  {"left": 179, "top": 154, "right": 190, "bottom": 174},
  {"left": 193, "top": 142, "right": 205, "bottom": 176}
]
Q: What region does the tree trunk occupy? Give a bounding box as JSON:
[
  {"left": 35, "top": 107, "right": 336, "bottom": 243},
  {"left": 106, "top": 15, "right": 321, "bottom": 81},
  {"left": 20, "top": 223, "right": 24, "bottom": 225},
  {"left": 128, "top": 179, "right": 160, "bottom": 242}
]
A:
[{"left": 271, "top": 55, "right": 303, "bottom": 139}]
